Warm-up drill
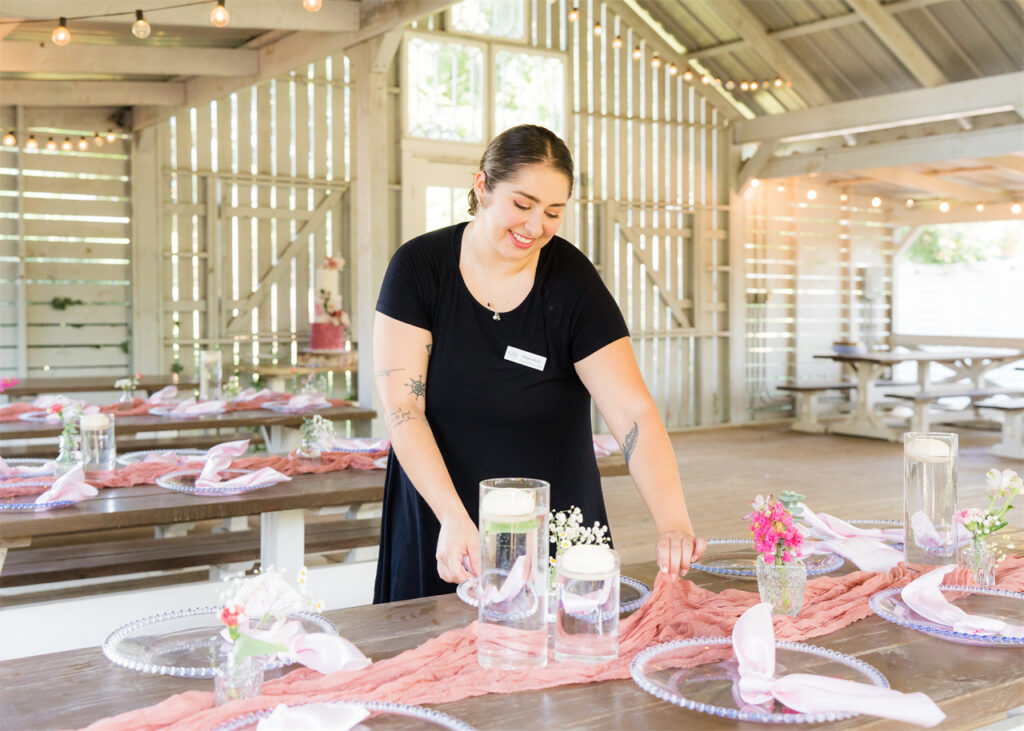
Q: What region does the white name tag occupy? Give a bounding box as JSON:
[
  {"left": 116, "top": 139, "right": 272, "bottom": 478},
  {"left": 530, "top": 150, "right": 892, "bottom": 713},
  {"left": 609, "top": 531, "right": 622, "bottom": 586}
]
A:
[{"left": 504, "top": 346, "right": 547, "bottom": 371}]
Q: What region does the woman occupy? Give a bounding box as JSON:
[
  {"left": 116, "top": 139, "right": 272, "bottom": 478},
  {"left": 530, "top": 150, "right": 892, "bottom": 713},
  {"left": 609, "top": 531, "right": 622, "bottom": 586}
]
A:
[{"left": 373, "top": 124, "right": 704, "bottom": 603}]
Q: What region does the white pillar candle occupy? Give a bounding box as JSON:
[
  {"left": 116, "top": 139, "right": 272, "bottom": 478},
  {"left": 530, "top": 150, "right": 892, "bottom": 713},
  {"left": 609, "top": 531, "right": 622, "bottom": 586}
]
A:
[
  {"left": 558, "top": 544, "right": 616, "bottom": 576},
  {"left": 80, "top": 413, "right": 111, "bottom": 430},
  {"left": 201, "top": 351, "right": 221, "bottom": 364},
  {"left": 480, "top": 488, "right": 535, "bottom": 518},
  {"left": 905, "top": 437, "right": 952, "bottom": 462}
]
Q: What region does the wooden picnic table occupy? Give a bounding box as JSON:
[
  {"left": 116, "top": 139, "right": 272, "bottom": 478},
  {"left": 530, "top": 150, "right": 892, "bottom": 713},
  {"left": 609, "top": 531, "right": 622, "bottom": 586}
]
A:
[
  {"left": 0, "top": 374, "right": 197, "bottom": 400},
  {"left": 1, "top": 556, "right": 1020, "bottom": 730}
]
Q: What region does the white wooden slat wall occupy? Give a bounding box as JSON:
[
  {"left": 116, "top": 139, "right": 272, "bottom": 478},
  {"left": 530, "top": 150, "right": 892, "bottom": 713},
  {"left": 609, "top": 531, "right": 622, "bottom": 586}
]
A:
[
  {"left": 742, "top": 182, "right": 895, "bottom": 419},
  {"left": 159, "top": 59, "right": 352, "bottom": 377},
  {"left": 0, "top": 107, "right": 131, "bottom": 378}
]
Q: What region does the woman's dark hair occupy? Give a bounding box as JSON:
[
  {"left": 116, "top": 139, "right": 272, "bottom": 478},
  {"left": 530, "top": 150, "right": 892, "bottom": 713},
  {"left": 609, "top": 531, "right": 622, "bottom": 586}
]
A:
[{"left": 468, "top": 125, "right": 574, "bottom": 215}]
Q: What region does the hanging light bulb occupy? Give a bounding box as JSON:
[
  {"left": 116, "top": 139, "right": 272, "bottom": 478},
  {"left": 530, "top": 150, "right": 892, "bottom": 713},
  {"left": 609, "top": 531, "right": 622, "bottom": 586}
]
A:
[
  {"left": 650, "top": 56, "right": 662, "bottom": 69},
  {"left": 939, "top": 200, "right": 950, "bottom": 212},
  {"left": 806, "top": 189, "right": 817, "bottom": 201},
  {"left": 682, "top": 70, "right": 693, "bottom": 82},
  {"left": 61, "top": 137, "right": 73, "bottom": 151},
  {"left": 750, "top": 178, "right": 760, "bottom": 188},
  {"left": 740, "top": 81, "right": 749, "bottom": 91},
  {"left": 593, "top": 23, "right": 602, "bottom": 36},
  {"left": 46, "top": 137, "right": 58, "bottom": 151},
  {"left": 2, "top": 131, "right": 14, "bottom": 147},
  {"left": 302, "top": 0, "right": 323, "bottom": 11},
  {"left": 701, "top": 74, "right": 711, "bottom": 84},
  {"left": 777, "top": 184, "right": 785, "bottom": 192},
  {"left": 1012, "top": 203, "right": 1022, "bottom": 215},
  {"left": 774, "top": 78, "right": 783, "bottom": 87},
  {"left": 905, "top": 199, "right": 915, "bottom": 208},
  {"left": 132, "top": 9, "right": 152, "bottom": 39},
  {"left": 78, "top": 137, "right": 89, "bottom": 151},
  {"left": 750, "top": 81, "right": 759, "bottom": 90},
  {"left": 210, "top": 1, "right": 230, "bottom": 27},
  {"left": 106, "top": 129, "right": 117, "bottom": 143},
  {"left": 26, "top": 136, "right": 38, "bottom": 151},
  {"left": 611, "top": 36, "right": 622, "bottom": 49},
  {"left": 668, "top": 64, "right": 678, "bottom": 76},
  {"left": 871, "top": 196, "right": 882, "bottom": 207},
  {"left": 840, "top": 193, "right": 848, "bottom": 202},
  {"left": 568, "top": 7, "right": 579, "bottom": 22},
  {"left": 786, "top": 80, "right": 793, "bottom": 87},
  {"left": 725, "top": 80, "right": 736, "bottom": 90},
  {"left": 976, "top": 203, "right": 985, "bottom": 212},
  {"left": 632, "top": 46, "right": 642, "bottom": 60},
  {"left": 52, "top": 17, "right": 71, "bottom": 46}
]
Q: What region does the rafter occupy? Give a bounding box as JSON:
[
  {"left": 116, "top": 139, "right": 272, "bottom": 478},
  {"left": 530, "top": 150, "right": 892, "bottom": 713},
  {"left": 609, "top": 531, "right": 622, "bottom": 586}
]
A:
[
  {"left": 700, "top": 0, "right": 831, "bottom": 107},
  {"left": 734, "top": 72, "right": 1024, "bottom": 145},
  {"left": 0, "top": 80, "right": 185, "bottom": 107},
  {"left": 858, "top": 168, "right": 1010, "bottom": 203},
  {"left": 0, "top": 41, "right": 256, "bottom": 77},
  {"left": 984, "top": 155, "right": 1024, "bottom": 174},
  {"left": 845, "top": 0, "right": 946, "bottom": 87},
  {"left": 889, "top": 201, "right": 1024, "bottom": 225},
  {"left": 758, "top": 125, "right": 1024, "bottom": 179},
  {"left": 0, "top": 1, "right": 359, "bottom": 32}
]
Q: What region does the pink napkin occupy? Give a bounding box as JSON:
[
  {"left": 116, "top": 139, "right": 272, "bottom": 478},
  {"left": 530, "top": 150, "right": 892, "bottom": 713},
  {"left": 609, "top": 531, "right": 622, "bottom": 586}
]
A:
[
  {"left": 194, "top": 466, "right": 290, "bottom": 491},
  {"left": 795, "top": 504, "right": 902, "bottom": 542},
  {"left": 326, "top": 438, "right": 390, "bottom": 453},
  {"left": 34, "top": 466, "right": 98, "bottom": 507},
  {"left": 145, "top": 385, "right": 178, "bottom": 403},
  {"left": 0, "top": 457, "right": 55, "bottom": 478},
  {"left": 289, "top": 632, "right": 373, "bottom": 675},
  {"left": 481, "top": 555, "right": 529, "bottom": 605},
  {"left": 171, "top": 398, "right": 226, "bottom": 416},
  {"left": 592, "top": 434, "right": 620, "bottom": 457},
  {"left": 31, "top": 394, "right": 72, "bottom": 409},
  {"left": 813, "top": 537, "right": 905, "bottom": 573},
  {"left": 257, "top": 703, "right": 370, "bottom": 731},
  {"left": 908, "top": 511, "right": 970, "bottom": 551},
  {"left": 142, "top": 451, "right": 206, "bottom": 465},
  {"left": 283, "top": 393, "right": 330, "bottom": 411},
  {"left": 733, "top": 602, "right": 945, "bottom": 726},
  {"left": 235, "top": 387, "right": 275, "bottom": 402},
  {"left": 561, "top": 579, "right": 615, "bottom": 615},
  {"left": 195, "top": 440, "right": 252, "bottom": 483},
  {"left": 900, "top": 565, "right": 1024, "bottom": 637}
]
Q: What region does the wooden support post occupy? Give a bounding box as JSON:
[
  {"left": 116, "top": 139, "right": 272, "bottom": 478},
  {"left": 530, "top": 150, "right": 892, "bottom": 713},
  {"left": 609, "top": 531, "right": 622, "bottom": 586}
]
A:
[{"left": 130, "top": 126, "right": 165, "bottom": 374}]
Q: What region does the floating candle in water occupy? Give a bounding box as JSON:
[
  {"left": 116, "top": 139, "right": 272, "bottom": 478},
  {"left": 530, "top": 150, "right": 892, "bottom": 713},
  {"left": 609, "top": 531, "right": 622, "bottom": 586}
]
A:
[
  {"left": 905, "top": 437, "right": 952, "bottom": 462},
  {"left": 480, "top": 487, "right": 536, "bottom": 518},
  {"left": 79, "top": 413, "right": 111, "bottom": 430},
  {"left": 558, "top": 544, "right": 616, "bottom": 576}
]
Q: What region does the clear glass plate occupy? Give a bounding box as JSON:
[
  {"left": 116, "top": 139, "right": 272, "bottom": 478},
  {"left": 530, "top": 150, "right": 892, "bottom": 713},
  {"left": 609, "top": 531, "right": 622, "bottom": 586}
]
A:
[
  {"left": 456, "top": 575, "right": 651, "bottom": 615},
  {"left": 0, "top": 480, "right": 73, "bottom": 511},
  {"left": 0, "top": 457, "right": 55, "bottom": 479},
  {"left": 212, "top": 699, "right": 477, "bottom": 731},
  {"left": 150, "top": 405, "right": 226, "bottom": 418},
  {"left": 869, "top": 585, "right": 1024, "bottom": 647},
  {"left": 630, "top": 637, "right": 889, "bottom": 724},
  {"left": 116, "top": 448, "right": 207, "bottom": 466},
  {"left": 156, "top": 469, "right": 275, "bottom": 496},
  {"left": 690, "top": 538, "right": 844, "bottom": 579},
  {"left": 102, "top": 606, "right": 338, "bottom": 677},
  {"left": 805, "top": 518, "right": 903, "bottom": 541},
  {"left": 261, "top": 401, "right": 327, "bottom": 414},
  {"left": 16, "top": 411, "right": 55, "bottom": 423}
]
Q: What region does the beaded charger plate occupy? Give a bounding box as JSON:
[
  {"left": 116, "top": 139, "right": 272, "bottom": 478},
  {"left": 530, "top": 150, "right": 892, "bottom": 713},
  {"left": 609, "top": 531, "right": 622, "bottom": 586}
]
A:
[
  {"left": 213, "top": 700, "right": 477, "bottom": 731},
  {"left": 116, "top": 448, "right": 207, "bottom": 467},
  {"left": 0, "top": 480, "right": 72, "bottom": 511},
  {"left": 150, "top": 405, "right": 226, "bottom": 418},
  {"left": 630, "top": 637, "right": 889, "bottom": 724},
  {"left": 102, "top": 606, "right": 337, "bottom": 677},
  {"left": 156, "top": 469, "right": 276, "bottom": 496},
  {"left": 261, "top": 401, "right": 329, "bottom": 414},
  {"left": 0, "top": 458, "right": 55, "bottom": 479},
  {"left": 457, "top": 575, "right": 651, "bottom": 614},
  {"left": 16, "top": 411, "right": 55, "bottom": 423},
  {"left": 869, "top": 585, "right": 1024, "bottom": 647},
  {"left": 804, "top": 518, "right": 903, "bottom": 542},
  {"left": 690, "top": 538, "right": 843, "bottom": 580}
]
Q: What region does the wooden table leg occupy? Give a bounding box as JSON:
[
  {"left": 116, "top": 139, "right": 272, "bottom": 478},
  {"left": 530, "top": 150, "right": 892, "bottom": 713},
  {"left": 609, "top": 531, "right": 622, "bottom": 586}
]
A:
[
  {"left": 989, "top": 410, "right": 1024, "bottom": 460},
  {"left": 827, "top": 362, "right": 899, "bottom": 441},
  {"left": 0, "top": 537, "right": 31, "bottom": 575},
  {"left": 260, "top": 508, "right": 305, "bottom": 579}
]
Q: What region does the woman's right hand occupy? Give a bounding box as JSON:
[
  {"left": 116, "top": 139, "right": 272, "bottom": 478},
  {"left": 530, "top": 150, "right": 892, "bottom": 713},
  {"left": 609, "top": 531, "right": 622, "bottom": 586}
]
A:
[{"left": 436, "top": 512, "right": 480, "bottom": 584}]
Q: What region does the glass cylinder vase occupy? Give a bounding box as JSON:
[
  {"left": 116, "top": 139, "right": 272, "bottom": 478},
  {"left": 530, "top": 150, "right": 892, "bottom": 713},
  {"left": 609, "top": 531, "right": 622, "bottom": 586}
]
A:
[
  {"left": 960, "top": 537, "right": 996, "bottom": 587},
  {"left": 199, "top": 349, "right": 223, "bottom": 401},
  {"left": 903, "top": 432, "right": 958, "bottom": 565},
  {"left": 79, "top": 413, "right": 115, "bottom": 473},
  {"left": 54, "top": 432, "right": 79, "bottom": 477},
  {"left": 555, "top": 545, "right": 620, "bottom": 664},
  {"left": 214, "top": 641, "right": 264, "bottom": 706},
  {"left": 118, "top": 389, "right": 134, "bottom": 410},
  {"left": 478, "top": 478, "right": 549, "bottom": 670},
  {"left": 756, "top": 556, "right": 807, "bottom": 617},
  {"left": 296, "top": 437, "right": 322, "bottom": 464}
]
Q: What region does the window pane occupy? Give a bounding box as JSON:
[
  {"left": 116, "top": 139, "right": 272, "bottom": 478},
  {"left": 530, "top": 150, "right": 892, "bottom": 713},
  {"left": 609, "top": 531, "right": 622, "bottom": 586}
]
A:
[
  {"left": 450, "top": 0, "right": 524, "bottom": 40},
  {"left": 494, "top": 50, "right": 565, "bottom": 137},
  {"left": 425, "top": 185, "right": 472, "bottom": 231},
  {"left": 407, "top": 37, "right": 484, "bottom": 142}
]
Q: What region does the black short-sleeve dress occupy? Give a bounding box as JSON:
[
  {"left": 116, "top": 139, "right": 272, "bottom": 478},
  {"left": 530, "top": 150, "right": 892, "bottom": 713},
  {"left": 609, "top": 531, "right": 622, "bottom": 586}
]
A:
[{"left": 373, "top": 222, "right": 629, "bottom": 603}]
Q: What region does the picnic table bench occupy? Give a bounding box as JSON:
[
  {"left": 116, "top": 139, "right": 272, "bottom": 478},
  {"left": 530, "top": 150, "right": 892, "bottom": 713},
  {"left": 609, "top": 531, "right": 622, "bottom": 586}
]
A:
[{"left": 882, "top": 387, "right": 1024, "bottom": 433}]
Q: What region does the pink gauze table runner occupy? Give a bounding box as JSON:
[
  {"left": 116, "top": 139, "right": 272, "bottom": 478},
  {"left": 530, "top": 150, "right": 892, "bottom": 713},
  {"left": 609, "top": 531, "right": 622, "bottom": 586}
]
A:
[
  {"left": 81, "top": 556, "right": 1024, "bottom": 731},
  {"left": 0, "top": 450, "right": 386, "bottom": 499},
  {"left": 0, "top": 395, "right": 351, "bottom": 421}
]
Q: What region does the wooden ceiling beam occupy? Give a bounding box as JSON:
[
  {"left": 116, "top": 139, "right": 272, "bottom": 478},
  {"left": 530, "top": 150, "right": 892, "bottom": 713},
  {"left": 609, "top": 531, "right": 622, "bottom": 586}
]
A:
[
  {"left": 845, "top": 0, "right": 947, "bottom": 87},
  {"left": 0, "top": 1, "right": 360, "bottom": 32},
  {"left": 757, "top": 124, "right": 1024, "bottom": 179},
  {"left": 858, "top": 167, "right": 1011, "bottom": 203},
  {"left": 700, "top": 0, "right": 831, "bottom": 107},
  {"left": 734, "top": 72, "right": 1024, "bottom": 144},
  {"left": 0, "top": 41, "right": 257, "bottom": 76},
  {"left": 984, "top": 155, "right": 1024, "bottom": 174},
  {"left": 0, "top": 80, "right": 185, "bottom": 106}
]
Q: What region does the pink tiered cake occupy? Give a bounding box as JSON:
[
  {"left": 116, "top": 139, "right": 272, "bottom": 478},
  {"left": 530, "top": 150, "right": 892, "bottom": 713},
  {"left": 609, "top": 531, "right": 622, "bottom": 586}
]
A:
[{"left": 310, "top": 257, "right": 349, "bottom": 352}]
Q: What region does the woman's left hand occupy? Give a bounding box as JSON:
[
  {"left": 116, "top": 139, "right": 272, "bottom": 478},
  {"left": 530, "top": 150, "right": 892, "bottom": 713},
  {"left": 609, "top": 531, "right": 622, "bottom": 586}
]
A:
[{"left": 657, "top": 531, "right": 706, "bottom": 579}]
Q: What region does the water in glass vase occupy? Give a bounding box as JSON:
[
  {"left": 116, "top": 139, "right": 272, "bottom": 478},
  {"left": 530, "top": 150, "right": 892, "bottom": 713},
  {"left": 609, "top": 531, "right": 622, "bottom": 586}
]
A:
[{"left": 903, "top": 433, "right": 957, "bottom": 565}]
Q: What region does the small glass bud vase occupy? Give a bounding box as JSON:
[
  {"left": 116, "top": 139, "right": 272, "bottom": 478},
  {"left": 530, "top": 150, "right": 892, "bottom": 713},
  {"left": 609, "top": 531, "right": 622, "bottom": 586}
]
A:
[
  {"left": 296, "top": 437, "right": 322, "bottom": 464},
  {"left": 54, "top": 432, "right": 79, "bottom": 477},
  {"left": 118, "top": 389, "right": 134, "bottom": 410},
  {"left": 755, "top": 555, "right": 807, "bottom": 617},
  {"left": 214, "top": 641, "right": 264, "bottom": 706},
  {"left": 960, "top": 537, "right": 996, "bottom": 587}
]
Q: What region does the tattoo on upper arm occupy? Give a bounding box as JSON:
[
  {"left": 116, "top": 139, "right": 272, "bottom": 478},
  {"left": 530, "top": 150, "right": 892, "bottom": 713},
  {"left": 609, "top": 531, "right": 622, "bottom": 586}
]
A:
[
  {"left": 406, "top": 374, "right": 425, "bottom": 399},
  {"left": 375, "top": 367, "right": 405, "bottom": 379},
  {"left": 623, "top": 421, "right": 639, "bottom": 468},
  {"left": 385, "top": 407, "right": 415, "bottom": 431}
]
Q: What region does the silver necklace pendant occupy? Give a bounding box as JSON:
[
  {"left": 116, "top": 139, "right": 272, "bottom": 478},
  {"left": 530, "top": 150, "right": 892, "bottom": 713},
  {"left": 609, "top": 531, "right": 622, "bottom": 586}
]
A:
[{"left": 492, "top": 311, "right": 501, "bottom": 321}]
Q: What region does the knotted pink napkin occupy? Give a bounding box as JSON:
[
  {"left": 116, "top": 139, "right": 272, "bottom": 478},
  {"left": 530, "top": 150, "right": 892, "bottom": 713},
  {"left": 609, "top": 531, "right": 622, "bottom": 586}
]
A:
[
  {"left": 0, "top": 457, "right": 55, "bottom": 478},
  {"left": 592, "top": 434, "right": 620, "bottom": 457},
  {"left": 142, "top": 451, "right": 206, "bottom": 465},
  {"left": 257, "top": 703, "right": 370, "bottom": 731},
  {"left": 481, "top": 555, "right": 529, "bottom": 604},
  {"left": 795, "top": 504, "right": 902, "bottom": 542},
  {"left": 281, "top": 394, "right": 330, "bottom": 411},
  {"left": 814, "top": 537, "right": 905, "bottom": 572},
  {"left": 326, "top": 438, "right": 390, "bottom": 453},
  {"left": 196, "top": 440, "right": 250, "bottom": 481},
  {"left": 733, "top": 602, "right": 945, "bottom": 725},
  {"left": 234, "top": 387, "right": 275, "bottom": 402},
  {"left": 193, "top": 440, "right": 290, "bottom": 491},
  {"left": 145, "top": 386, "right": 177, "bottom": 404},
  {"left": 34, "top": 465, "right": 98, "bottom": 507},
  {"left": 170, "top": 398, "right": 226, "bottom": 416},
  {"left": 194, "top": 467, "right": 290, "bottom": 491},
  {"left": 901, "top": 565, "right": 1024, "bottom": 637},
  {"left": 289, "top": 633, "right": 372, "bottom": 676}
]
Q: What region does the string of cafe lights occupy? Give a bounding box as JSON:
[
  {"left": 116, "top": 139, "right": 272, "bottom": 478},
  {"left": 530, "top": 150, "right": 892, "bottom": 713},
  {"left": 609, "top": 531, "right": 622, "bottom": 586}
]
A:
[{"left": 2, "top": 1, "right": 325, "bottom": 151}]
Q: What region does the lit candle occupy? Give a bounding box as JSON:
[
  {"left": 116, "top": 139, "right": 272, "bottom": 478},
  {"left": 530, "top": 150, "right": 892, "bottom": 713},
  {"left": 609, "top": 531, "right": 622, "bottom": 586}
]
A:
[
  {"left": 480, "top": 488, "right": 535, "bottom": 518},
  {"left": 559, "top": 544, "right": 616, "bottom": 576},
  {"left": 80, "top": 413, "right": 111, "bottom": 430},
  {"left": 905, "top": 437, "right": 951, "bottom": 462}
]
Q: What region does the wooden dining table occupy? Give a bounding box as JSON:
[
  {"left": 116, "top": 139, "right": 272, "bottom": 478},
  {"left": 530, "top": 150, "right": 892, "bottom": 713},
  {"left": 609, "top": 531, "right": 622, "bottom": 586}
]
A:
[
  {"left": 1, "top": 557, "right": 1020, "bottom": 730},
  {"left": 0, "top": 375, "right": 197, "bottom": 400}
]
